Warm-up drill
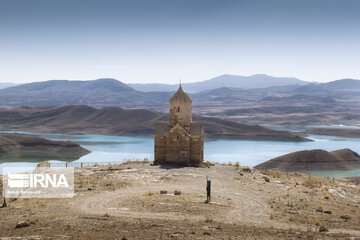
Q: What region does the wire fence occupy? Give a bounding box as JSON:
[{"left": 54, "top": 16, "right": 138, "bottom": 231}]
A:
[{"left": 49, "top": 160, "right": 150, "bottom": 168}]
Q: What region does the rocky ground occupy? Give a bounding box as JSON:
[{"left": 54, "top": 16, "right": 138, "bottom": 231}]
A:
[{"left": 0, "top": 162, "right": 360, "bottom": 239}]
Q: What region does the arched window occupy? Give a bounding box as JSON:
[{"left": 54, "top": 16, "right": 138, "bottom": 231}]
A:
[{"left": 177, "top": 107, "right": 180, "bottom": 112}]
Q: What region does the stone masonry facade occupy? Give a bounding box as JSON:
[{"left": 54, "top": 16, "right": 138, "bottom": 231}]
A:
[{"left": 154, "top": 85, "right": 204, "bottom": 166}]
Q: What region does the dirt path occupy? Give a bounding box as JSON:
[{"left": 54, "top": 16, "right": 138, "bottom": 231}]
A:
[
  {"left": 70, "top": 163, "right": 360, "bottom": 238},
  {"left": 73, "top": 164, "right": 274, "bottom": 229}
]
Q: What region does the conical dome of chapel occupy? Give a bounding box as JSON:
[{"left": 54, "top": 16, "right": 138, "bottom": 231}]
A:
[{"left": 169, "top": 85, "right": 192, "bottom": 104}]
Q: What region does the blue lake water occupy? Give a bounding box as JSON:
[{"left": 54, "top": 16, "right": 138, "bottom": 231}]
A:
[{"left": 1, "top": 131, "right": 360, "bottom": 178}]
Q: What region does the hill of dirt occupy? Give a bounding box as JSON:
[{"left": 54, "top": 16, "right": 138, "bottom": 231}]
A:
[
  {"left": 0, "top": 105, "right": 309, "bottom": 142},
  {"left": 254, "top": 148, "right": 360, "bottom": 171}
]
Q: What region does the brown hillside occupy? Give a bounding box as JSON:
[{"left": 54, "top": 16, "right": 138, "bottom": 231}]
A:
[
  {"left": 330, "top": 148, "right": 360, "bottom": 161},
  {"left": 0, "top": 105, "right": 309, "bottom": 142}
]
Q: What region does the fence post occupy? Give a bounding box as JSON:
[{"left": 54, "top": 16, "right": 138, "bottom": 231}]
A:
[
  {"left": 1, "top": 195, "right": 7, "bottom": 208},
  {"left": 206, "top": 174, "right": 211, "bottom": 204}
]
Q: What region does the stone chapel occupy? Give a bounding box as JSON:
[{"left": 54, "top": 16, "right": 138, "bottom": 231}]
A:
[{"left": 154, "top": 85, "right": 204, "bottom": 166}]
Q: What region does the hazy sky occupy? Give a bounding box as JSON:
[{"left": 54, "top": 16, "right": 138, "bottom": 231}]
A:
[{"left": 1, "top": 0, "right": 360, "bottom": 84}]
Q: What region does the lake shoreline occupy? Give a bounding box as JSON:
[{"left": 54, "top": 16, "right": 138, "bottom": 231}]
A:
[
  {"left": 1, "top": 130, "right": 360, "bottom": 178},
  {"left": 305, "top": 128, "right": 360, "bottom": 138},
  {"left": 0, "top": 125, "right": 311, "bottom": 142}
]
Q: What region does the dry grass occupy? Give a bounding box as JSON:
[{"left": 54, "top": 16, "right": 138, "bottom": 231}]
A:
[
  {"left": 75, "top": 175, "right": 126, "bottom": 191},
  {"left": 265, "top": 170, "right": 282, "bottom": 178},
  {"left": 302, "top": 176, "right": 323, "bottom": 188},
  {"left": 123, "top": 158, "right": 151, "bottom": 165}
]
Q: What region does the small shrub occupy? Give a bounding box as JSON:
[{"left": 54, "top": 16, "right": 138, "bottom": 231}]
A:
[
  {"left": 144, "top": 191, "right": 154, "bottom": 196},
  {"left": 205, "top": 216, "right": 213, "bottom": 223},
  {"left": 314, "top": 217, "right": 320, "bottom": 226},
  {"left": 324, "top": 192, "right": 330, "bottom": 199},
  {"left": 269, "top": 171, "right": 281, "bottom": 178}
]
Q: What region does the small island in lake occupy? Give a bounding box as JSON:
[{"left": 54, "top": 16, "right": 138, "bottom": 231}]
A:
[
  {"left": 254, "top": 148, "right": 360, "bottom": 171},
  {"left": 0, "top": 133, "right": 90, "bottom": 162}
]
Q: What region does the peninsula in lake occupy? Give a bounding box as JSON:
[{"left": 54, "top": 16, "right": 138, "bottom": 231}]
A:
[
  {"left": 0, "top": 133, "right": 90, "bottom": 162},
  {"left": 306, "top": 128, "right": 360, "bottom": 138}
]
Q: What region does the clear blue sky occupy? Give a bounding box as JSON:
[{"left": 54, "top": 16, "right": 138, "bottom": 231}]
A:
[{"left": 1, "top": 0, "right": 359, "bottom": 84}]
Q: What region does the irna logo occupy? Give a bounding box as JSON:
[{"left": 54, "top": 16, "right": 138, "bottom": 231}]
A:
[
  {"left": 3, "top": 167, "right": 74, "bottom": 198},
  {"left": 7, "top": 173, "right": 69, "bottom": 188}
]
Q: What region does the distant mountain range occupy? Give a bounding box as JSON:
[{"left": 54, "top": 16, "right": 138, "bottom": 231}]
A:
[
  {"left": 0, "top": 76, "right": 359, "bottom": 126},
  {"left": 0, "top": 82, "right": 18, "bottom": 89},
  {"left": 128, "top": 74, "right": 309, "bottom": 92},
  {"left": 0, "top": 78, "right": 171, "bottom": 108},
  {"left": 291, "top": 79, "right": 360, "bottom": 97},
  {"left": 0, "top": 76, "right": 358, "bottom": 109}
]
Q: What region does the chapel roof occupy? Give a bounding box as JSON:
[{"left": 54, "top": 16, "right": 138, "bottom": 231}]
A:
[
  {"left": 169, "top": 85, "right": 192, "bottom": 104},
  {"left": 154, "top": 122, "right": 203, "bottom": 136}
]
